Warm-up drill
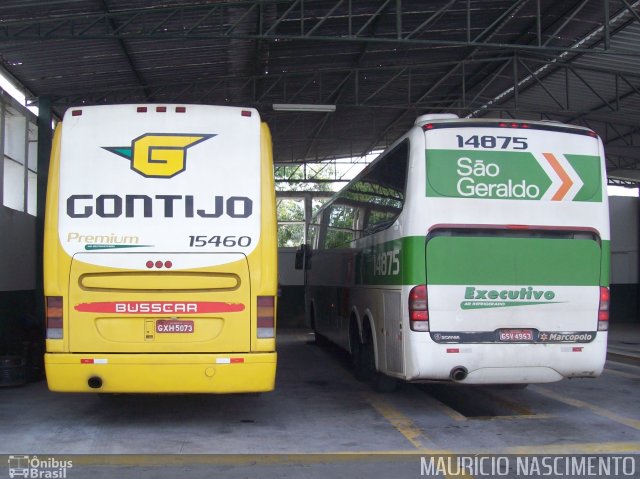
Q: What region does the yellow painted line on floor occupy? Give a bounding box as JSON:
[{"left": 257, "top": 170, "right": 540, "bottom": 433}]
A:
[
  {"left": 604, "top": 367, "right": 640, "bottom": 380},
  {"left": 304, "top": 335, "right": 469, "bottom": 476},
  {"left": 363, "top": 392, "right": 471, "bottom": 478},
  {"left": 473, "top": 413, "right": 554, "bottom": 421},
  {"left": 532, "top": 386, "right": 640, "bottom": 430},
  {"left": 364, "top": 392, "right": 434, "bottom": 451},
  {"left": 423, "top": 393, "right": 467, "bottom": 422},
  {"left": 61, "top": 443, "right": 640, "bottom": 467},
  {"left": 476, "top": 389, "right": 535, "bottom": 416},
  {"left": 500, "top": 441, "right": 640, "bottom": 455}
]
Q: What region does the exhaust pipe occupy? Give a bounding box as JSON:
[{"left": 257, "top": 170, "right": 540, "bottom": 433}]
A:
[
  {"left": 88, "top": 376, "right": 103, "bottom": 389},
  {"left": 450, "top": 366, "right": 468, "bottom": 381}
]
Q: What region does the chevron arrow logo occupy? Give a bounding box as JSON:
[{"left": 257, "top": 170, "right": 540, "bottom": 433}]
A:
[{"left": 537, "top": 152, "right": 584, "bottom": 201}]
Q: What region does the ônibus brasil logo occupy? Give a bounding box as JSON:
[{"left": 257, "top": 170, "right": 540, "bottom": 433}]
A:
[
  {"left": 461, "top": 286, "right": 560, "bottom": 310},
  {"left": 103, "top": 133, "right": 215, "bottom": 178}
]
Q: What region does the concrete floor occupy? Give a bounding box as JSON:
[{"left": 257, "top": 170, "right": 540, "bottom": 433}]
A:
[{"left": 1, "top": 329, "right": 640, "bottom": 478}]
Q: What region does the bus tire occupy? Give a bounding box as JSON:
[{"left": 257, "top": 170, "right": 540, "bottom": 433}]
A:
[
  {"left": 310, "top": 305, "right": 328, "bottom": 346},
  {"left": 360, "top": 322, "right": 376, "bottom": 382},
  {"left": 350, "top": 321, "right": 366, "bottom": 381}
]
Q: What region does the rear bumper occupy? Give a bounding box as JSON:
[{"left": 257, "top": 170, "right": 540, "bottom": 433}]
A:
[
  {"left": 45, "top": 352, "right": 276, "bottom": 393},
  {"left": 405, "top": 333, "right": 607, "bottom": 384}
]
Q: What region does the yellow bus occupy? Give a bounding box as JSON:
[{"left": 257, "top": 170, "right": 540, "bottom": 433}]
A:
[{"left": 44, "top": 104, "right": 277, "bottom": 393}]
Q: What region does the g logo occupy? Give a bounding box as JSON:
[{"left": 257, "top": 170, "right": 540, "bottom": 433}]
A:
[{"left": 103, "top": 133, "right": 215, "bottom": 178}]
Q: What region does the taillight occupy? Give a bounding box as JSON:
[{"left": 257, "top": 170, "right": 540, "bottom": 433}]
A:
[
  {"left": 598, "top": 287, "right": 610, "bottom": 331},
  {"left": 257, "top": 296, "right": 275, "bottom": 338},
  {"left": 409, "top": 285, "right": 429, "bottom": 332},
  {"left": 46, "top": 296, "right": 63, "bottom": 339}
]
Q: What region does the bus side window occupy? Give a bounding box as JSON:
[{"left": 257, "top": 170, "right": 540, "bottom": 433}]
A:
[{"left": 324, "top": 203, "right": 357, "bottom": 249}]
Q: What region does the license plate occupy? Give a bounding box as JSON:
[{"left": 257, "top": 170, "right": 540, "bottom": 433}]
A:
[
  {"left": 156, "top": 320, "right": 194, "bottom": 334},
  {"left": 499, "top": 329, "right": 533, "bottom": 342}
]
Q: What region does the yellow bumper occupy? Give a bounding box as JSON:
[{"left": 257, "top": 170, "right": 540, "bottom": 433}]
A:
[{"left": 45, "top": 352, "right": 276, "bottom": 393}]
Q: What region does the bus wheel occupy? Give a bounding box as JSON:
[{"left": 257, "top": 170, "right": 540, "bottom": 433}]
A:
[
  {"left": 350, "top": 324, "right": 366, "bottom": 381},
  {"left": 310, "top": 306, "right": 327, "bottom": 346},
  {"left": 360, "top": 324, "right": 376, "bottom": 382}
]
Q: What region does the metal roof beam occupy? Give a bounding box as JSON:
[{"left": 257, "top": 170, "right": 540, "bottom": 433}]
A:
[{"left": 1, "top": 2, "right": 640, "bottom": 57}]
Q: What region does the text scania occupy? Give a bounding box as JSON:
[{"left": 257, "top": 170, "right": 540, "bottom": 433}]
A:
[
  {"left": 66, "top": 194, "right": 252, "bottom": 219},
  {"left": 456, "top": 157, "right": 540, "bottom": 199}
]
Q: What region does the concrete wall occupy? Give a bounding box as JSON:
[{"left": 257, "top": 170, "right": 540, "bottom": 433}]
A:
[
  {"left": 609, "top": 195, "right": 639, "bottom": 322},
  {"left": 609, "top": 196, "right": 639, "bottom": 284},
  {"left": 0, "top": 206, "right": 35, "bottom": 291}
]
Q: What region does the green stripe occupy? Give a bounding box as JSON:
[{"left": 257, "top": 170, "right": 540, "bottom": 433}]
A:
[
  {"left": 565, "top": 154, "right": 602, "bottom": 202},
  {"left": 426, "top": 236, "right": 601, "bottom": 286},
  {"left": 356, "top": 235, "right": 606, "bottom": 286},
  {"left": 601, "top": 240, "right": 610, "bottom": 287}
]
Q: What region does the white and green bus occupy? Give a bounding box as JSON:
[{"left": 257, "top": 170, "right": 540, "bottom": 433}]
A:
[{"left": 299, "top": 114, "right": 610, "bottom": 389}]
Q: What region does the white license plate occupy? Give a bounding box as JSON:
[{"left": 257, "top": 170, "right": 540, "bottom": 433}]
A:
[
  {"left": 499, "top": 329, "right": 533, "bottom": 342},
  {"left": 156, "top": 320, "right": 194, "bottom": 333}
]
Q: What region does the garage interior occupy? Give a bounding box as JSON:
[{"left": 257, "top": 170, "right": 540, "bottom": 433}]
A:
[
  {"left": 1, "top": 0, "right": 639, "bottom": 357},
  {"left": 0, "top": 0, "right": 636, "bottom": 392}
]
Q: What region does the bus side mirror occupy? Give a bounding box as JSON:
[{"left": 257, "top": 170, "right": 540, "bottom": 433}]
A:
[{"left": 295, "top": 244, "right": 310, "bottom": 270}]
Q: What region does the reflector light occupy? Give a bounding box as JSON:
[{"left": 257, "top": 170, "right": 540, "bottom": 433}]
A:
[
  {"left": 598, "top": 286, "right": 609, "bottom": 331},
  {"left": 241, "top": 110, "right": 252, "bottom": 117},
  {"left": 156, "top": 106, "right": 167, "bottom": 112},
  {"left": 164, "top": 261, "right": 173, "bottom": 269},
  {"left": 176, "top": 106, "right": 186, "bottom": 113},
  {"left": 498, "top": 122, "right": 507, "bottom": 127},
  {"left": 257, "top": 296, "right": 275, "bottom": 338},
  {"left": 216, "top": 358, "right": 245, "bottom": 364},
  {"left": 409, "top": 285, "right": 429, "bottom": 332},
  {"left": 71, "top": 110, "right": 82, "bottom": 116},
  {"left": 572, "top": 347, "right": 583, "bottom": 352},
  {"left": 155, "top": 261, "right": 163, "bottom": 268},
  {"left": 521, "top": 124, "right": 530, "bottom": 128},
  {"left": 146, "top": 261, "right": 154, "bottom": 269},
  {"left": 46, "top": 296, "right": 63, "bottom": 339},
  {"left": 137, "top": 107, "right": 147, "bottom": 112}
]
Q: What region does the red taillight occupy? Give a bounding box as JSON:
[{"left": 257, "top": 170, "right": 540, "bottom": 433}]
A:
[
  {"left": 409, "top": 285, "right": 429, "bottom": 331},
  {"left": 71, "top": 109, "right": 82, "bottom": 116},
  {"left": 598, "top": 286, "right": 609, "bottom": 331},
  {"left": 241, "top": 110, "right": 252, "bottom": 117},
  {"left": 46, "top": 296, "right": 63, "bottom": 339},
  {"left": 257, "top": 296, "right": 275, "bottom": 338}
]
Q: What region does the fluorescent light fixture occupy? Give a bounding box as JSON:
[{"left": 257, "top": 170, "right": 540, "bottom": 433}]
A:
[{"left": 273, "top": 103, "right": 336, "bottom": 112}]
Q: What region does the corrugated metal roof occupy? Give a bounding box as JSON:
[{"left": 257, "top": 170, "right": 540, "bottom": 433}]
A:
[{"left": 0, "top": 0, "right": 638, "bottom": 176}]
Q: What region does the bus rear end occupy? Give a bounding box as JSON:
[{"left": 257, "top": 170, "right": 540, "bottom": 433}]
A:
[
  {"left": 409, "top": 119, "right": 608, "bottom": 384},
  {"left": 44, "top": 104, "right": 277, "bottom": 393}
]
